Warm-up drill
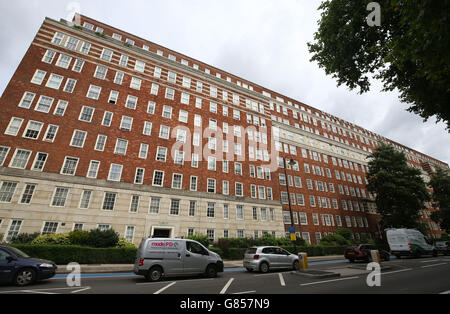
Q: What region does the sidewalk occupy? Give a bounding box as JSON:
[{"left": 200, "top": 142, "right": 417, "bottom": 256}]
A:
[{"left": 55, "top": 255, "right": 345, "bottom": 274}]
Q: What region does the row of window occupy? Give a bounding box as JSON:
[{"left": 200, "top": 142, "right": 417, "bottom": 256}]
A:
[{"left": 282, "top": 211, "right": 369, "bottom": 229}]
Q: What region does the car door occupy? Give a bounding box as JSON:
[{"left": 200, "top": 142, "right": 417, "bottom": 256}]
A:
[
  {"left": 0, "top": 249, "right": 15, "bottom": 282},
  {"left": 183, "top": 241, "right": 209, "bottom": 274},
  {"left": 278, "top": 249, "right": 292, "bottom": 267},
  {"left": 261, "top": 247, "right": 278, "bottom": 268},
  {"left": 162, "top": 240, "right": 184, "bottom": 276}
]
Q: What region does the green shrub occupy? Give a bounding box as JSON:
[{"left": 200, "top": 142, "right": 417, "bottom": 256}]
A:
[
  {"left": 186, "top": 234, "right": 210, "bottom": 247},
  {"left": 334, "top": 228, "right": 353, "bottom": 241},
  {"left": 68, "top": 230, "right": 90, "bottom": 246},
  {"left": 31, "top": 233, "right": 71, "bottom": 245},
  {"left": 116, "top": 238, "right": 137, "bottom": 248},
  {"left": 318, "top": 234, "right": 351, "bottom": 247},
  {"left": 87, "top": 229, "right": 119, "bottom": 248},
  {"left": 9, "top": 244, "right": 137, "bottom": 264},
  {"left": 10, "top": 233, "right": 40, "bottom": 244}
]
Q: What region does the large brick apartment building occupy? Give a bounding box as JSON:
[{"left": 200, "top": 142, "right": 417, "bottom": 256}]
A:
[{"left": 0, "top": 14, "right": 447, "bottom": 245}]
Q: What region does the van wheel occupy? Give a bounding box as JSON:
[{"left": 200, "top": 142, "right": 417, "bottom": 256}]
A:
[
  {"left": 259, "top": 262, "right": 269, "bottom": 273},
  {"left": 146, "top": 266, "right": 163, "bottom": 282},
  {"left": 205, "top": 265, "right": 218, "bottom": 278}
]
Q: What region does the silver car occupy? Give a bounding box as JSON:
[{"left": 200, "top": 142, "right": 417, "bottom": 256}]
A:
[{"left": 243, "top": 246, "right": 300, "bottom": 273}]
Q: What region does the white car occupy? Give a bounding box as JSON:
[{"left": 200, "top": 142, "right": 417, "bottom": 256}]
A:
[
  {"left": 243, "top": 246, "right": 300, "bottom": 273},
  {"left": 386, "top": 228, "right": 437, "bottom": 258}
]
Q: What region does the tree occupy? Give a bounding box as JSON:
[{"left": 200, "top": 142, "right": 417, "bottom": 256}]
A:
[
  {"left": 429, "top": 167, "right": 450, "bottom": 233},
  {"left": 366, "top": 143, "right": 430, "bottom": 230},
  {"left": 308, "top": 0, "right": 450, "bottom": 129}
]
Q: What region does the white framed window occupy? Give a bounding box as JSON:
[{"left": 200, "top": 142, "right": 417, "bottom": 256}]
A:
[
  {"left": 0, "top": 181, "right": 18, "bottom": 203},
  {"left": 9, "top": 149, "right": 31, "bottom": 169},
  {"left": 120, "top": 116, "right": 133, "bottom": 131},
  {"left": 167, "top": 71, "right": 177, "bottom": 83},
  {"left": 95, "top": 135, "right": 107, "bottom": 151},
  {"left": 5, "top": 117, "right": 24, "bottom": 136},
  {"left": 156, "top": 147, "right": 167, "bottom": 162},
  {"left": 181, "top": 93, "right": 190, "bottom": 105},
  {"left": 79, "top": 190, "right": 92, "bottom": 209},
  {"left": 22, "top": 121, "right": 43, "bottom": 140},
  {"left": 102, "top": 111, "right": 113, "bottom": 127},
  {"left": 130, "top": 77, "right": 142, "bottom": 90},
  {"left": 114, "top": 138, "right": 128, "bottom": 155},
  {"left": 102, "top": 193, "right": 117, "bottom": 211},
  {"left": 86, "top": 85, "right": 102, "bottom": 100},
  {"left": 0, "top": 146, "right": 11, "bottom": 166},
  {"left": 70, "top": 130, "right": 87, "bottom": 148},
  {"left": 129, "top": 196, "right": 140, "bottom": 213},
  {"left": 61, "top": 157, "right": 79, "bottom": 175},
  {"left": 51, "top": 188, "right": 69, "bottom": 207},
  {"left": 35, "top": 96, "right": 54, "bottom": 113},
  {"left": 108, "top": 163, "right": 123, "bottom": 181},
  {"left": 149, "top": 197, "right": 160, "bottom": 214},
  {"left": 159, "top": 125, "right": 170, "bottom": 139},
  {"left": 101, "top": 48, "right": 113, "bottom": 62},
  {"left": 31, "top": 152, "right": 48, "bottom": 171},
  {"left": 42, "top": 50, "right": 56, "bottom": 63},
  {"left": 119, "top": 55, "right": 129, "bottom": 67},
  {"left": 125, "top": 95, "right": 138, "bottom": 110},
  {"left": 20, "top": 184, "right": 36, "bottom": 205},
  {"left": 94, "top": 65, "right": 108, "bottom": 79},
  {"left": 165, "top": 87, "right": 175, "bottom": 100},
  {"left": 207, "top": 179, "right": 216, "bottom": 193},
  {"left": 53, "top": 100, "right": 68, "bottom": 116},
  {"left": 87, "top": 160, "right": 100, "bottom": 179},
  {"left": 18, "top": 92, "right": 36, "bottom": 109},
  {"left": 45, "top": 73, "right": 64, "bottom": 89},
  {"left": 134, "top": 60, "right": 145, "bottom": 72},
  {"left": 162, "top": 105, "right": 173, "bottom": 119},
  {"left": 135, "top": 168, "right": 145, "bottom": 185},
  {"left": 114, "top": 71, "right": 124, "bottom": 85},
  {"left": 172, "top": 173, "right": 183, "bottom": 189},
  {"left": 79, "top": 106, "right": 95, "bottom": 122},
  {"left": 235, "top": 183, "right": 244, "bottom": 197},
  {"left": 63, "top": 78, "right": 77, "bottom": 93},
  {"left": 139, "top": 143, "right": 149, "bottom": 159},
  {"left": 147, "top": 101, "right": 156, "bottom": 114},
  {"left": 153, "top": 66, "right": 162, "bottom": 78},
  {"left": 150, "top": 83, "right": 159, "bottom": 95},
  {"left": 72, "top": 58, "right": 85, "bottom": 72},
  {"left": 143, "top": 121, "right": 152, "bottom": 136},
  {"left": 152, "top": 170, "right": 164, "bottom": 187},
  {"left": 56, "top": 54, "right": 72, "bottom": 69},
  {"left": 51, "top": 32, "right": 64, "bottom": 45},
  {"left": 31, "top": 69, "right": 46, "bottom": 85}
]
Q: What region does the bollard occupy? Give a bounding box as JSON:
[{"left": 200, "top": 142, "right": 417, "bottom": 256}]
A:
[
  {"left": 298, "top": 252, "right": 309, "bottom": 270},
  {"left": 370, "top": 250, "right": 381, "bottom": 264}
]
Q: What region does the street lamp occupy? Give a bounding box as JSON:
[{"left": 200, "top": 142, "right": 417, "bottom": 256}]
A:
[{"left": 283, "top": 157, "right": 298, "bottom": 253}]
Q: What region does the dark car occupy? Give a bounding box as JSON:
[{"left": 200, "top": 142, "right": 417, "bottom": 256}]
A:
[
  {"left": 0, "top": 245, "right": 57, "bottom": 286},
  {"left": 344, "top": 244, "right": 390, "bottom": 263},
  {"left": 435, "top": 241, "right": 450, "bottom": 256}
]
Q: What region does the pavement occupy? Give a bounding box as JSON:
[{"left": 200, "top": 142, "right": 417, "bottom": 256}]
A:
[{"left": 55, "top": 255, "right": 345, "bottom": 274}]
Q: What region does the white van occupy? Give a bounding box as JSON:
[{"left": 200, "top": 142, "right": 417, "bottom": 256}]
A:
[
  {"left": 386, "top": 229, "right": 437, "bottom": 258},
  {"left": 134, "top": 238, "right": 224, "bottom": 282}
]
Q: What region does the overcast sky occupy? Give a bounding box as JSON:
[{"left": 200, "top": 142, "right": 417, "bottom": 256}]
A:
[{"left": 0, "top": 0, "right": 448, "bottom": 165}]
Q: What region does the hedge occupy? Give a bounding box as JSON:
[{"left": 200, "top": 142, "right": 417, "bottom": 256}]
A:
[{"left": 10, "top": 244, "right": 137, "bottom": 265}]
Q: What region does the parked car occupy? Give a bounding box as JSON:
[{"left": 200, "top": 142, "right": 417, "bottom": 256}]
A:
[
  {"left": 435, "top": 241, "right": 450, "bottom": 256},
  {"left": 386, "top": 228, "right": 437, "bottom": 258},
  {"left": 134, "top": 238, "right": 224, "bottom": 282},
  {"left": 344, "top": 244, "right": 390, "bottom": 263},
  {"left": 243, "top": 246, "right": 300, "bottom": 273},
  {"left": 0, "top": 245, "right": 57, "bottom": 286}
]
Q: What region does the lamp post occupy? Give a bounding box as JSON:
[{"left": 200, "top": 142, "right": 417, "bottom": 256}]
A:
[{"left": 283, "top": 157, "right": 297, "bottom": 253}]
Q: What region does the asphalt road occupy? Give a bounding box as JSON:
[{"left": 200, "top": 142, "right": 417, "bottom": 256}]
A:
[{"left": 1, "top": 255, "right": 449, "bottom": 295}]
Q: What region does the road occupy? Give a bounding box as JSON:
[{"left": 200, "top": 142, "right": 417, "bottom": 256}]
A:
[{"left": 0, "top": 255, "right": 449, "bottom": 295}]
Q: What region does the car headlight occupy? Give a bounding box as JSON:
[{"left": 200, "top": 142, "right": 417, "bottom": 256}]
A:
[{"left": 39, "top": 263, "right": 54, "bottom": 268}]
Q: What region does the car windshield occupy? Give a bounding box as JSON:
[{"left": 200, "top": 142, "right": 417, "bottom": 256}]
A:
[{"left": 8, "top": 247, "right": 30, "bottom": 258}]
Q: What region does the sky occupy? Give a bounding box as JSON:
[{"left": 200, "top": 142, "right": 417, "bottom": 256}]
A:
[{"left": 0, "top": 0, "right": 448, "bottom": 165}]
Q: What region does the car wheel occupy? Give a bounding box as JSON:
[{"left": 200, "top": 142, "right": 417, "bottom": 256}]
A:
[
  {"left": 14, "top": 268, "right": 36, "bottom": 287},
  {"left": 293, "top": 260, "right": 300, "bottom": 271},
  {"left": 146, "top": 266, "right": 163, "bottom": 282},
  {"left": 205, "top": 265, "right": 218, "bottom": 278},
  {"left": 259, "top": 262, "right": 269, "bottom": 273}
]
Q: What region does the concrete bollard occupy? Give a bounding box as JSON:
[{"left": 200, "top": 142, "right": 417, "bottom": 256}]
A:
[{"left": 298, "top": 252, "right": 309, "bottom": 270}]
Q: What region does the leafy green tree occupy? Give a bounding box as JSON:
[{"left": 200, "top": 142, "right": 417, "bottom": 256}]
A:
[
  {"left": 308, "top": 0, "right": 450, "bottom": 129},
  {"left": 429, "top": 167, "right": 450, "bottom": 233},
  {"left": 367, "top": 143, "right": 430, "bottom": 230},
  {"left": 334, "top": 228, "right": 353, "bottom": 241}
]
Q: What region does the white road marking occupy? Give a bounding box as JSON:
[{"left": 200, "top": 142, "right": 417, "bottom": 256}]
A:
[
  {"left": 382, "top": 268, "right": 413, "bottom": 275},
  {"left": 154, "top": 282, "right": 176, "bottom": 294},
  {"left": 420, "top": 259, "right": 441, "bottom": 263},
  {"left": 0, "top": 286, "right": 89, "bottom": 294},
  {"left": 233, "top": 291, "right": 256, "bottom": 295},
  {"left": 21, "top": 290, "right": 58, "bottom": 295},
  {"left": 421, "top": 263, "right": 447, "bottom": 268},
  {"left": 220, "top": 278, "right": 234, "bottom": 294},
  {"left": 439, "top": 290, "right": 450, "bottom": 294},
  {"left": 279, "top": 273, "right": 286, "bottom": 286},
  {"left": 300, "top": 276, "right": 360, "bottom": 286},
  {"left": 71, "top": 286, "right": 91, "bottom": 294}
]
